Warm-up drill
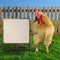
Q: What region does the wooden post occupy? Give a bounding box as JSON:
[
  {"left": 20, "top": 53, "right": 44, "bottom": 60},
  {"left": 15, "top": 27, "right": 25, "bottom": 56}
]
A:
[
  {"left": 27, "top": 7, "right": 30, "bottom": 19},
  {"left": 4, "top": 7, "right": 6, "bottom": 19},
  {"left": 0, "top": 7, "right": 2, "bottom": 19},
  {"left": 15, "top": 44, "right": 19, "bottom": 51},
  {"left": 16, "top": 7, "right": 18, "bottom": 19},
  {"left": 12, "top": 7, "right": 14, "bottom": 19},
  {"left": 58, "top": 7, "right": 60, "bottom": 34},
  {"left": 51, "top": 7, "right": 53, "bottom": 20},
  {"left": 8, "top": 7, "right": 10, "bottom": 18},
  {"left": 54, "top": 7, "right": 57, "bottom": 20},
  {"left": 54, "top": 7, "right": 57, "bottom": 33},
  {"left": 54, "top": 22, "right": 57, "bottom": 34},
  {"left": 32, "top": 7, "right": 34, "bottom": 21},
  {"left": 0, "top": 7, "right": 3, "bottom": 35},
  {"left": 47, "top": 7, "right": 50, "bottom": 17},
  {"left": 43, "top": 7, "right": 46, "bottom": 14},
  {"left": 20, "top": 7, "right": 22, "bottom": 18},
  {"left": 24, "top": 7, "right": 26, "bottom": 18}
]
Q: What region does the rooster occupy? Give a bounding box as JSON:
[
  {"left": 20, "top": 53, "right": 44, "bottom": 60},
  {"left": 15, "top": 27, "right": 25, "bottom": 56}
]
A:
[{"left": 32, "top": 8, "right": 54, "bottom": 53}]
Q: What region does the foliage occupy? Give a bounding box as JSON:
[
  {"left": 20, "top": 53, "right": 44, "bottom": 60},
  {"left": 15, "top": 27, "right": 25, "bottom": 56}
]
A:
[{"left": 0, "top": 33, "right": 60, "bottom": 60}]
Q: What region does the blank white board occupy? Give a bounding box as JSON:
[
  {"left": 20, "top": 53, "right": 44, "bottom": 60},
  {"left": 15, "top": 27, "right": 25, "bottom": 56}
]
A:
[{"left": 3, "top": 19, "right": 29, "bottom": 43}]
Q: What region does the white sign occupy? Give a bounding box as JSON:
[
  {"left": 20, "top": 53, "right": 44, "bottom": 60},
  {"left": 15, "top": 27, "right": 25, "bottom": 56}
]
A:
[{"left": 3, "top": 19, "right": 29, "bottom": 43}]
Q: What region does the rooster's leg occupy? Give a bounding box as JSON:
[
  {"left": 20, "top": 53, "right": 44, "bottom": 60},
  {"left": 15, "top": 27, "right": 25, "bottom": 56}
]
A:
[
  {"left": 44, "top": 40, "right": 49, "bottom": 53},
  {"left": 35, "top": 44, "right": 39, "bottom": 52},
  {"left": 46, "top": 45, "right": 49, "bottom": 53}
]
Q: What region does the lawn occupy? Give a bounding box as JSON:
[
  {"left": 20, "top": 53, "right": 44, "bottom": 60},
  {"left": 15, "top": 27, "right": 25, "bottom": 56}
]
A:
[
  {"left": 0, "top": 33, "right": 60, "bottom": 60},
  {"left": 0, "top": 20, "right": 60, "bottom": 60}
]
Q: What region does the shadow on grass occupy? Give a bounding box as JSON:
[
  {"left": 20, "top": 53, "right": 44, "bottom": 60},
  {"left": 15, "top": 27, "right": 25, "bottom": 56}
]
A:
[
  {"left": 2, "top": 39, "right": 46, "bottom": 55},
  {"left": 2, "top": 44, "right": 36, "bottom": 55}
]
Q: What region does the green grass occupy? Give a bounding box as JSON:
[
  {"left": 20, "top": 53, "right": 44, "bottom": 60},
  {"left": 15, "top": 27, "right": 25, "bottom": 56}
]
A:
[
  {"left": 0, "top": 34, "right": 60, "bottom": 60},
  {"left": 0, "top": 20, "right": 60, "bottom": 60}
]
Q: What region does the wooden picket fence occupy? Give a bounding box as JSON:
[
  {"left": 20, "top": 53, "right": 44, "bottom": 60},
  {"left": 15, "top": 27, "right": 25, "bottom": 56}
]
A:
[{"left": 0, "top": 7, "right": 60, "bottom": 34}]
